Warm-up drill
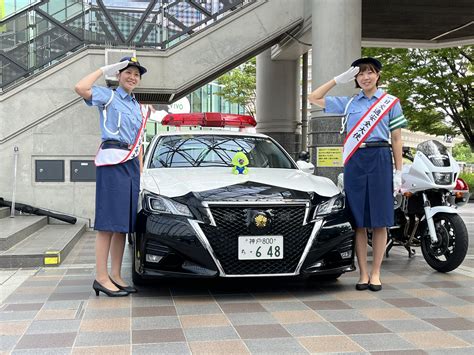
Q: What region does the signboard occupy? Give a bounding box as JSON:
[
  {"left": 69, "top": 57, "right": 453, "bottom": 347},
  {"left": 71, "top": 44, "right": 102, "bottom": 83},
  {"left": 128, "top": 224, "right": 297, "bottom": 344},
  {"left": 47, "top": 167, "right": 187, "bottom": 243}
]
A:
[
  {"left": 316, "top": 147, "right": 343, "bottom": 167},
  {"left": 169, "top": 97, "right": 190, "bottom": 113},
  {"left": 147, "top": 97, "right": 191, "bottom": 122}
]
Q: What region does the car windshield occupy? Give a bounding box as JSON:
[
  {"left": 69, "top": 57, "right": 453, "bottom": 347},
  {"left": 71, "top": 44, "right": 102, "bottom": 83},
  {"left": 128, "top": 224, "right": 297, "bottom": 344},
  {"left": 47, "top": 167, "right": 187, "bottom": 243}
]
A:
[{"left": 149, "top": 134, "right": 296, "bottom": 169}]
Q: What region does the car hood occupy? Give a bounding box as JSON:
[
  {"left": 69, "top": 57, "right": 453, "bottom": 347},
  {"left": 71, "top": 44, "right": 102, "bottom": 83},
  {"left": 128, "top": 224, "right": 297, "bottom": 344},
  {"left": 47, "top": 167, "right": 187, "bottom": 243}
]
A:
[{"left": 141, "top": 168, "right": 340, "bottom": 198}]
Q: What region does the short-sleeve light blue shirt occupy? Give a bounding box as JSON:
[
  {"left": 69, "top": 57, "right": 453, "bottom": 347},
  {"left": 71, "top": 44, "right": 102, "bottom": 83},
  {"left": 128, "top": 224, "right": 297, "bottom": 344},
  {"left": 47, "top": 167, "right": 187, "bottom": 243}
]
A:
[
  {"left": 325, "top": 88, "right": 407, "bottom": 142},
  {"left": 85, "top": 86, "right": 143, "bottom": 145}
]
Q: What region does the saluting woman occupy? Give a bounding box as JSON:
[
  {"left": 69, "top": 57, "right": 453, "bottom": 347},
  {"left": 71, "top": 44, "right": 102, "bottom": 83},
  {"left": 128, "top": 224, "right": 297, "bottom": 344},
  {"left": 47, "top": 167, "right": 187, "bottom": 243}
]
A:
[
  {"left": 75, "top": 57, "right": 148, "bottom": 297},
  {"left": 308, "top": 57, "right": 407, "bottom": 291}
]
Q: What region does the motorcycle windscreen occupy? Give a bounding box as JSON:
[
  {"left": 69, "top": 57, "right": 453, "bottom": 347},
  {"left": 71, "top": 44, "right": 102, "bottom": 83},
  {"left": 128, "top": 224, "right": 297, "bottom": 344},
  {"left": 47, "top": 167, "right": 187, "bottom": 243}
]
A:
[{"left": 417, "top": 140, "right": 451, "bottom": 167}]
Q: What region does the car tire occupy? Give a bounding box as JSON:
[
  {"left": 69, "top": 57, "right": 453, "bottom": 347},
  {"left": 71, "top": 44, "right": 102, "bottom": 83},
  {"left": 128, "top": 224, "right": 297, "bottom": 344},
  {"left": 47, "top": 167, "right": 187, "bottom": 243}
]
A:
[
  {"left": 132, "top": 266, "right": 145, "bottom": 286},
  {"left": 131, "top": 236, "right": 146, "bottom": 286}
]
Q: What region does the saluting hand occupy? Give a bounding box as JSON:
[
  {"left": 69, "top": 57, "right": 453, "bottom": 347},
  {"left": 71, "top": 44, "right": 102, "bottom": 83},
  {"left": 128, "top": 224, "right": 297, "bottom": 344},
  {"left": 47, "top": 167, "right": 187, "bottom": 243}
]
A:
[
  {"left": 100, "top": 61, "right": 129, "bottom": 76},
  {"left": 334, "top": 66, "right": 360, "bottom": 84}
]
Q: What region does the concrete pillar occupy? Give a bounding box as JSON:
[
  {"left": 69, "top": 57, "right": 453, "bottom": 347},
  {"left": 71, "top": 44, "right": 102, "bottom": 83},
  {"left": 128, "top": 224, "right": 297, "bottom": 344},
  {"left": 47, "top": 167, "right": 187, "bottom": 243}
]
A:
[
  {"left": 256, "top": 49, "right": 300, "bottom": 157},
  {"left": 310, "top": 0, "right": 361, "bottom": 182}
]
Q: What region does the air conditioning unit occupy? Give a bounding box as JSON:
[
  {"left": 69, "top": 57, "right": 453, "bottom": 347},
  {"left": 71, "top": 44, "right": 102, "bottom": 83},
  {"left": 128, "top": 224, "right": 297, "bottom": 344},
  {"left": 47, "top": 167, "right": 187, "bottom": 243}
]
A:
[{"left": 104, "top": 48, "right": 136, "bottom": 83}]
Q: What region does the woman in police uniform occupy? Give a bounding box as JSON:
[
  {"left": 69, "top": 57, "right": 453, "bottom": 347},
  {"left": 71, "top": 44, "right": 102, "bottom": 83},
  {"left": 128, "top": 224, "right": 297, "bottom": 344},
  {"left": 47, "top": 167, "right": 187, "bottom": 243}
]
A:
[
  {"left": 75, "top": 57, "right": 147, "bottom": 297},
  {"left": 308, "top": 57, "right": 407, "bottom": 291}
]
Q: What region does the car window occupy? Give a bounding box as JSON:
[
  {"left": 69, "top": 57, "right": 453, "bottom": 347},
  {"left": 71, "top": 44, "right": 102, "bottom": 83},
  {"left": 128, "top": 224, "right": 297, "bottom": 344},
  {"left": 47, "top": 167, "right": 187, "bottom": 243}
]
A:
[{"left": 149, "top": 135, "right": 296, "bottom": 169}]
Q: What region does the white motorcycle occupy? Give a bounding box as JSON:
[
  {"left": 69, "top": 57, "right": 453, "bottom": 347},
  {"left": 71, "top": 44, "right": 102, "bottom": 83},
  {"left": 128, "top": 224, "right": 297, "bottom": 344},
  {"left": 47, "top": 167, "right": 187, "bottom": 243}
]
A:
[{"left": 341, "top": 140, "right": 470, "bottom": 272}]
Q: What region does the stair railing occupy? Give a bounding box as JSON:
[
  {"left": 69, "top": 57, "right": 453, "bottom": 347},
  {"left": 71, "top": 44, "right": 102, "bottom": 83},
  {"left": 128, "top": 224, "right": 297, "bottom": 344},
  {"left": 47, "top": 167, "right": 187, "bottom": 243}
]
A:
[
  {"left": 0, "top": 0, "right": 253, "bottom": 91},
  {"left": 10, "top": 146, "right": 19, "bottom": 218}
]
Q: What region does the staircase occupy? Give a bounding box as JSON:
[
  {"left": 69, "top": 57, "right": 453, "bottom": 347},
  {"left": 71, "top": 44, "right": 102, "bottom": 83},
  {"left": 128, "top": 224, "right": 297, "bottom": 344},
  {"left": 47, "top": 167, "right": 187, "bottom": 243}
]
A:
[{"left": 0, "top": 207, "right": 86, "bottom": 268}]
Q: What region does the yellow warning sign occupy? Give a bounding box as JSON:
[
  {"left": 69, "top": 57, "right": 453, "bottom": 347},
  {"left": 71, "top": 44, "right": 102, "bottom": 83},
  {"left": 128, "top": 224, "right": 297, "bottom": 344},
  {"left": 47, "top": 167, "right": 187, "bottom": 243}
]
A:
[
  {"left": 44, "top": 251, "right": 61, "bottom": 266},
  {"left": 316, "top": 147, "right": 343, "bottom": 167}
]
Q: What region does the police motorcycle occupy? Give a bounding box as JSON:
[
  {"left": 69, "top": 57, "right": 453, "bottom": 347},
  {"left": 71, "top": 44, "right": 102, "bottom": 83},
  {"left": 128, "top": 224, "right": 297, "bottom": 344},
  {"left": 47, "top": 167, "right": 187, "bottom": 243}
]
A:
[{"left": 340, "top": 140, "right": 470, "bottom": 272}]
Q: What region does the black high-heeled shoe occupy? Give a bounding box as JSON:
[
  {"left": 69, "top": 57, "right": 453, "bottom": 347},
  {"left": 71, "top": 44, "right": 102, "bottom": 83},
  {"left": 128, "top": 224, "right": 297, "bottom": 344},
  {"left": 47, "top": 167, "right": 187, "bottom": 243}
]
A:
[
  {"left": 368, "top": 283, "right": 382, "bottom": 292},
  {"left": 355, "top": 282, "right": 369, "bottom": 291},
  {"left": 92, "top": 280, "right": 129, "bottom": 297},
  {"left": 110, "top": 277, "right": 138, "bottom": 293}
]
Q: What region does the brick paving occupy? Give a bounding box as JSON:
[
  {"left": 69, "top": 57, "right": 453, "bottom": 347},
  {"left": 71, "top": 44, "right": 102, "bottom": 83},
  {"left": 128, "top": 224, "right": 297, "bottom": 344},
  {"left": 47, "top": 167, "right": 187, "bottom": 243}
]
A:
[{"left": 1, "top": 231, "right": 473, "bottom": 354}]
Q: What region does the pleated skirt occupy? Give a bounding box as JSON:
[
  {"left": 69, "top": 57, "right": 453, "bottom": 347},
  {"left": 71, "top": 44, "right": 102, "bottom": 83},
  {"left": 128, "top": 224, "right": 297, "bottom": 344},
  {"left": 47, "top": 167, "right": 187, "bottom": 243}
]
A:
[
  {"left": 344, "top": 147, "right": 394, "bottom": 228},
  {"left": 94, "top": 157, "right": 140, "bottom": 233}
]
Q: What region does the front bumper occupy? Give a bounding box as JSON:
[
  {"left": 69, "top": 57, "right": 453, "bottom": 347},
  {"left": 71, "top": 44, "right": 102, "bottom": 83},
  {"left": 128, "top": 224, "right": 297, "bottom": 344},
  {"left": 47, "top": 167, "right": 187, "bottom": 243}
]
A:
[{"left": 134, "top": 204, "right": 355, "bottom": 279}]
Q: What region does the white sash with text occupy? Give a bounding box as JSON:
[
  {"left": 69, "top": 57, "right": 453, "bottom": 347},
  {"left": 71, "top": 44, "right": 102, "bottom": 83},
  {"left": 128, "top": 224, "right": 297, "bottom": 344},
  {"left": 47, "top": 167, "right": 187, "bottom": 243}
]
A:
[
  {"left": 95, "top": 105, "right": 151, "bottom": 167},
  {"left": 343, "top": 93, "right": 399, "bottom": 165}
]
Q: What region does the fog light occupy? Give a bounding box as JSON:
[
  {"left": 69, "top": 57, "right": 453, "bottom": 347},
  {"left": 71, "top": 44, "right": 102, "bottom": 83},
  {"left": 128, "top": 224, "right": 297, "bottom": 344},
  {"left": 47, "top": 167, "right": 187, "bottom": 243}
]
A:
[
  {"left": 340, "top": 251, "right": 352, "bottom": 259},
  {"left": 146, "top": 254, "right": 163, "bottom": 263}
]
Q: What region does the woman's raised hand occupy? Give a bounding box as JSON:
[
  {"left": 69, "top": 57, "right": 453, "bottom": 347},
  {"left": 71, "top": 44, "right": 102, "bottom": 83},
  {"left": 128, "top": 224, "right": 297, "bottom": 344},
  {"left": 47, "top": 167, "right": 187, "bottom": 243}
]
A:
[
  {"left": 100, "top": 61, "right": 129, "bottom": 76},
  {"left": 334, "top": 66, "right": 360, "bottom": 84}
]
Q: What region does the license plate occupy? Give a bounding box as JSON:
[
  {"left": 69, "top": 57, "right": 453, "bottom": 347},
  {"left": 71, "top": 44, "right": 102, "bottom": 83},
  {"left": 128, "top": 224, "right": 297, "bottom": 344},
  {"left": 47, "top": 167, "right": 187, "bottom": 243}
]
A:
[{"left": 238, "top": 236, "right": 283, "bottom": 260}]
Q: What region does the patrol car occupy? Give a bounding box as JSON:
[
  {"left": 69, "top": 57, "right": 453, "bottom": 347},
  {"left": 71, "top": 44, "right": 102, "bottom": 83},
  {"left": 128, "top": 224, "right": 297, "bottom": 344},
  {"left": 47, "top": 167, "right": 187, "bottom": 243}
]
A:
[{"left": 132, "top": 113, "right": 355, "bottom": 283}]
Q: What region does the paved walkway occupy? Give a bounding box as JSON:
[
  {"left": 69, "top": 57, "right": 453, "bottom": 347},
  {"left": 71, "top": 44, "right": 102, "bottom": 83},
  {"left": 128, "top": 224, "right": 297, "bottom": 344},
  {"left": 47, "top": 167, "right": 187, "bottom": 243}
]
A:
[{"left": 1, "top": 228, "right": 473, "bottom": 354}]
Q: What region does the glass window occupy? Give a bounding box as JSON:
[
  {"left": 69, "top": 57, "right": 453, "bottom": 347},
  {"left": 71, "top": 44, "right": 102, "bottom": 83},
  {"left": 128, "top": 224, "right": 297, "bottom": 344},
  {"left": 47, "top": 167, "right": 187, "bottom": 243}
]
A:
[
  {"left": 211, "top": 87, "right": 220, "bottom": 112},
  {"left": 2, "top": 0, "right": 39, "bottom": 19},
  {"left": 191, "top": 89, "right": 202, "bottom": 112}
]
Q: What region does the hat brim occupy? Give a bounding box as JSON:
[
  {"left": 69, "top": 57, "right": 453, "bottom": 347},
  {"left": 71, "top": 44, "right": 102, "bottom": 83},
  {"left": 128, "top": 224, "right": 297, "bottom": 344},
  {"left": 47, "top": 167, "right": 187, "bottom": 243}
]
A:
[
  {"left": 122, "top": 62, "right": 147, "bottom": 76},
  {"left": 351, "top": 57, "right": 382, "bottom": 70}
]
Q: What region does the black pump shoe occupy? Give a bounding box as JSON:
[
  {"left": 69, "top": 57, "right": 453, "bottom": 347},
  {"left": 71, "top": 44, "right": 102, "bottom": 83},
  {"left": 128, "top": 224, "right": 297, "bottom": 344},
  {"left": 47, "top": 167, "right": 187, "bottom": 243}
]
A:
[
  {"left": 93, "top": 280, "right": 129, "bottom": 297},
  {"left": 355, "top": 283, "right": 369, "bottom": 291},
  {"left": 110, "top": 277, "right": 138, "bottom": 293},
  {"left": 368, "top": 283, "right": 382, "bottom": 292}
]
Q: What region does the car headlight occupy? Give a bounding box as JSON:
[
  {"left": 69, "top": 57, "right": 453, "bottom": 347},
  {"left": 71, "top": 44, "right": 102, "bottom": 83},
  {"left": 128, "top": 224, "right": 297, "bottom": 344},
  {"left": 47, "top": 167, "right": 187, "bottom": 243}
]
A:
[
  {"left": 313, "top": 193, "right": 345, "bottom": 218},
  {"left": 144, "top": 192, "right": 193, "bottom": 217},
  {"left": 432, "top": 172, "right": 452, "bottom": 185}
]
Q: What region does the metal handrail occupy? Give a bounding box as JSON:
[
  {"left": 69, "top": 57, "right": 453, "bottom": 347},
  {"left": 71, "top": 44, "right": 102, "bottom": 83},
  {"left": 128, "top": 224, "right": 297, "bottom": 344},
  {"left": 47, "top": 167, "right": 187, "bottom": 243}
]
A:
[{"left": 0, "top": 0, "right": 252, "bottom": 91}]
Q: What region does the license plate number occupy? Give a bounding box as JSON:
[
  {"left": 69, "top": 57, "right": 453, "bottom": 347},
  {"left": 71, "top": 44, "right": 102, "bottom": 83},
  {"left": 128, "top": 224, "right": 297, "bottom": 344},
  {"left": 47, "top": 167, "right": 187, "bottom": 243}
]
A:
[{"left": 238, "top": 236, "right": 283, "bottom": 260}]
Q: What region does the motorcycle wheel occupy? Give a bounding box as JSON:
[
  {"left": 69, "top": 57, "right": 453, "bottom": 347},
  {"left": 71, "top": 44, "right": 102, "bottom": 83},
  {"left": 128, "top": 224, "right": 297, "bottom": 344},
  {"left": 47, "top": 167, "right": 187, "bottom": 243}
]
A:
[{"left": 420, "top": 213, "right": 468, "bottom": 273}]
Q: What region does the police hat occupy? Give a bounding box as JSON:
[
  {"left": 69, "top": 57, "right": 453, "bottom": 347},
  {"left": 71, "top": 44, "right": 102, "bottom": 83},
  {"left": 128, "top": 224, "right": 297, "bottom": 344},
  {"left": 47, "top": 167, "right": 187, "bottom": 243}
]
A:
[
  {"left": 119, "top": 56, "right": 147, "bottom": 76},
  {"left": 351, "top": 57, "right": 382, "bottom": 71}
]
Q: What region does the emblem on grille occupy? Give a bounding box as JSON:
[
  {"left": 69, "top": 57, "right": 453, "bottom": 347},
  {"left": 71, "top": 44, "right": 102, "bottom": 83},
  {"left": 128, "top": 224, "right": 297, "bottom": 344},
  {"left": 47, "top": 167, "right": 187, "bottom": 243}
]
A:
[{"left": 254, "top": 214, "right": 268, "bottom": 228}]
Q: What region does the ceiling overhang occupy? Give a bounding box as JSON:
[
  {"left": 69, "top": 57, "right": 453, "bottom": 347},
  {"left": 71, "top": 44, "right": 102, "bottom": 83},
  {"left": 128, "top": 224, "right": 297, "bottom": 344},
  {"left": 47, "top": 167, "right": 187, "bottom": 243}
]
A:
[{"left": 272, "top": 0, "right": 473, "bottom": 60}]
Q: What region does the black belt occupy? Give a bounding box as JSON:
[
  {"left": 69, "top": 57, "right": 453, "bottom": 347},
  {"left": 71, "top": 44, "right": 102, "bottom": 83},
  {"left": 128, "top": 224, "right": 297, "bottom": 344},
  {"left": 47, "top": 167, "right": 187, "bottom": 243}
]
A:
[
  {"left": 102, "top": 140, "right": 131, "bottom": 150},
  {"left": 359, "top": 141, "right": 391, "bottom": 149}
]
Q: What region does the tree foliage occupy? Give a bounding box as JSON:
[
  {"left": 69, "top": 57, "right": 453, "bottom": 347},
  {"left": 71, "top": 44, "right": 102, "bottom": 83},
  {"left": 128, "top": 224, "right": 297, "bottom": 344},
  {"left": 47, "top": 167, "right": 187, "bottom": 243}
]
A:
[
  {"left": 363, "top": 46, "right": 473, "bottom": 150},
  {"left": 216, "top": 57, "right": 256, "bottom": 117},
  {"left": 453, "top": 142, "right": 474, "bottom": 163}
]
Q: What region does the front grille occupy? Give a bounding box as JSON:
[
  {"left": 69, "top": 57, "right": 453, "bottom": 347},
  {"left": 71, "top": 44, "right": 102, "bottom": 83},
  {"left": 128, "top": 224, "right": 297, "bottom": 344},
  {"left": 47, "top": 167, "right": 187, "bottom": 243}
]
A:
[{"left": 200, "top": 205, "right": 313, "bottom": 275}]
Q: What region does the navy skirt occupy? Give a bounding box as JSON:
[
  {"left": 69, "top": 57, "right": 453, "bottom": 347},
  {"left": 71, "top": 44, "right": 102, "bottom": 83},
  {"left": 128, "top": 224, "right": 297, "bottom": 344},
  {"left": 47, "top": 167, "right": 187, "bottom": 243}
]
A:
[
  {"left": 94, "top": 157, "right": 140, "bottom": 233},
  {"left": 344, "top": 147, "right": 393, "bottom": 228}
]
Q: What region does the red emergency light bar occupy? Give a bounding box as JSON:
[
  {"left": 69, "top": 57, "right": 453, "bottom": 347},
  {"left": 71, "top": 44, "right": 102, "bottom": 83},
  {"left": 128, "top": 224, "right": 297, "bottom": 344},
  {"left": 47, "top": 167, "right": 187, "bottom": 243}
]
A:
[{"left": 162, "top": 113, "right": 256, "bottom": 128}]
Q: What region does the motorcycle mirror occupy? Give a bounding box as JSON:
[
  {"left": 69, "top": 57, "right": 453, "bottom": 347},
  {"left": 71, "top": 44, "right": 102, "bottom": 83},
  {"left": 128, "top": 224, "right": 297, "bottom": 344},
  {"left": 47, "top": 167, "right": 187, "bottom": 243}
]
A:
[{"left": 402, "top": 146, "right": 414, "bottom": 162}]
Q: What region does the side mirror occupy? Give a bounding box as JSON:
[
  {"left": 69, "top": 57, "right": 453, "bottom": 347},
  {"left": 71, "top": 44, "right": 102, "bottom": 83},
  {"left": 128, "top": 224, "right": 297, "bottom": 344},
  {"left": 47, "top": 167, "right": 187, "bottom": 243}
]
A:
[
  {"left": 296, "top": 160, "right": 315, "bottom": 174},
  {"left": 402, "top": 147, "right": 414, "bottom": 162}
]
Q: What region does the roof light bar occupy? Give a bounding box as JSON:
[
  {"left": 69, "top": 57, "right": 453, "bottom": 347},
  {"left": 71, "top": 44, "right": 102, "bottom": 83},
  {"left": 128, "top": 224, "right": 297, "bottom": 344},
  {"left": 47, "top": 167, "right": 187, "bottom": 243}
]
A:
[{"left": 162, "top": 113, "right": 257, "bottom": 128}]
